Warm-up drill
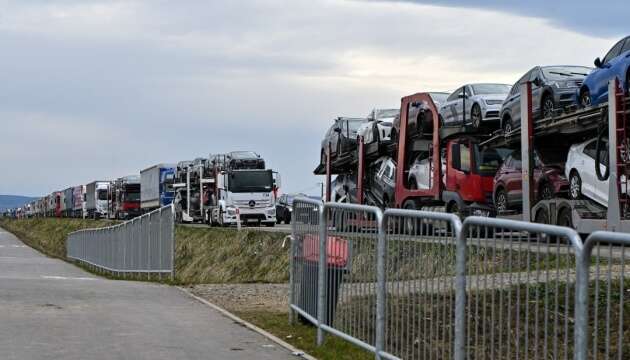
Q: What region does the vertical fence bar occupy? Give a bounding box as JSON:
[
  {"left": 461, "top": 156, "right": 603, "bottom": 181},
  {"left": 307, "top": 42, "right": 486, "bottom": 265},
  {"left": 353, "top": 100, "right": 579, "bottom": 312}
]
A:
[{"left": 317, "top": 201, "right": 328, "bottom": 346}]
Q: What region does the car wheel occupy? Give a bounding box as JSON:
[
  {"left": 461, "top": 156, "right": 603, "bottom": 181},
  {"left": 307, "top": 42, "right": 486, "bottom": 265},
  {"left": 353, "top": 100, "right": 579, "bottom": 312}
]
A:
[
  {"left": 495, "top": 188, "right": 508, "bottom": 212},
  {"left": 539, "top": 181, "right": 554, "bottom": 201},
  {"left": 542, "top": 94, "right": 555, "bottom": 119},
  {"left": 285, "top": 213, "right": 291, "bottom": 224},
  {"left": 580, "top": 88, "right": 591, "bottom": 108},
  {"left": 502, "top": 117, "right": 512, "bottom": 136},
  {"left": 471, "top": 104, "right": 482, "bottom": 129},
  {"left": 569, "top": 171, "right": 582, "bottom": 200}
]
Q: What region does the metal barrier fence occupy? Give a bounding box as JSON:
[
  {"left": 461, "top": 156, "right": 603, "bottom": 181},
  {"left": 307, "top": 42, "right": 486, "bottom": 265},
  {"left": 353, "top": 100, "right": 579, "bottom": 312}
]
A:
[
  {"left": 67, "top": 205, "right": 175, "bottom": 278},
  {"left": 290, "top": 198, "right": 630, "bottom": 360}
]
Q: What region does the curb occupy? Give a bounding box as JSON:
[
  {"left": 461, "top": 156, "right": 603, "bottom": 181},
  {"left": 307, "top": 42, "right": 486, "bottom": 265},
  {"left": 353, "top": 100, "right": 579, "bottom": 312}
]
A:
[{"left": 178, "top": 287, "right": 317, "bottom": 360}]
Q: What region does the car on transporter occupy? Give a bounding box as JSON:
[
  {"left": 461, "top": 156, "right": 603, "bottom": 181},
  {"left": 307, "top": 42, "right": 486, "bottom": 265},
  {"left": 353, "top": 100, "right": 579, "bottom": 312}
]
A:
[
  {"left": 438, "top": 83, "right": 511, "bottom": 129},
  {"left": 493, "top": 149, "right": 569, "bottom": 212},
  {"left": 356, "top": 108, "right": 399, "bottom": 146},
  {"left": 320, "top": 117, "right": 369, "bottom": 166},
  {"left": 391, "top": 92, "right": 450, "bottom": 142},
  {"left": 500, "top": 65, "right": 592, "bottom": 134},
  {"left": 579, "top": 35, "right": 630, "bottom": 107},
  {"left": 565, "top": 138, "right": 628, "bottom": 207}
]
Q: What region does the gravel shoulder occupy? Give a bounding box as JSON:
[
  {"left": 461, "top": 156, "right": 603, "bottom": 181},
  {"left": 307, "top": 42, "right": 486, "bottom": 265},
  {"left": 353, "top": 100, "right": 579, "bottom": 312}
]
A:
[{"left": 188, "top": 283, "right": 289, "bottom": 313}]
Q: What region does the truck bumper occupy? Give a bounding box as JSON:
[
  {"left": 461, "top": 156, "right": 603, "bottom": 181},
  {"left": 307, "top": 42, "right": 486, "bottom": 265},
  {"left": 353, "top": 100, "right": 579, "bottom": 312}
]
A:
[{"left": 223, "top": 207, "right": 277, "bottom": 224}]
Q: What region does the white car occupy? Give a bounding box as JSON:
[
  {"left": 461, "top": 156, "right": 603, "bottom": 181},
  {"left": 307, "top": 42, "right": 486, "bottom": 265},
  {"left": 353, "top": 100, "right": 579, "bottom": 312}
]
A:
[
  {"left": 357, "top": 108, "right": 399, "bottom": 145},
  {"left": 565, "top": 138, "right": 627, "bottom": 207},
  {"left": 438, "top": 83, "right": 511, "bottom": 129},
  {"left": 408, "top": 153, "right": 446, "bottom": 190}
]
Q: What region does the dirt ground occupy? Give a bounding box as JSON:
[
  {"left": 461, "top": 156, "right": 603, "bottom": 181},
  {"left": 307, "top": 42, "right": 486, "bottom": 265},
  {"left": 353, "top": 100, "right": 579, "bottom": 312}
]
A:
[{"left": 188, "top": 283, "right": 289, "bottom": 313}]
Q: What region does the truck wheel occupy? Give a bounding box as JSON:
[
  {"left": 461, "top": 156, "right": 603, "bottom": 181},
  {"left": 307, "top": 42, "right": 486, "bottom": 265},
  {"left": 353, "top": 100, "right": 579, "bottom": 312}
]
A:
[
  {"left": 539, "top": 182, "right": 554, "bottom": 201},
  {"left": 265, "top": 222, "right": 276, "bottom": 227},
  {"left": 276, "top": 215, "right": 282, "bottom": 224},
  {"left": 447, "top": 201, "right": 462, "bottom": 219},
  {"left": 556, "top": 208, "right": 572, "bottom": 229},
  {"left": 285, "top": 213, "right": 291, "bottom": 224},
  {"left": 534, "top": 207, "right": 549, "bottom": 224}
]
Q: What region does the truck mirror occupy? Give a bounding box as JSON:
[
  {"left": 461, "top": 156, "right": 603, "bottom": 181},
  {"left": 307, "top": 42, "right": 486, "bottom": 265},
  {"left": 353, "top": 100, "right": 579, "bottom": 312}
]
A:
[
  {"left": 334, "top": 127, "right": 342, "bottom": 133},
  {"left": 594, "top": 57, "right": 602, "bottom": 68}
]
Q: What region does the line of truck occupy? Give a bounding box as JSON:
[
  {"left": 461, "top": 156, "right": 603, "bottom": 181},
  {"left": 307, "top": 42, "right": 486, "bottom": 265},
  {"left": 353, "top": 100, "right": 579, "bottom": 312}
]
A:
[{"left": 6, "top": 151, "right": 281, "bottom": 227}]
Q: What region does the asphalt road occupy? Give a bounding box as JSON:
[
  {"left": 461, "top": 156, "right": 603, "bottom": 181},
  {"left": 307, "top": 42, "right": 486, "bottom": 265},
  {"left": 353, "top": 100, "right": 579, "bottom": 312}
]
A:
[{"left": 0, "top": 227, "right": 294, "bottom": 360}]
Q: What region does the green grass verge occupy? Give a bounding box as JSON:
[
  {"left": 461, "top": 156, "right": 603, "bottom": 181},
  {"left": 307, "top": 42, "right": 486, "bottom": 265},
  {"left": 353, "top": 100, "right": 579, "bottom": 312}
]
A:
[
  {"left": 235, "top": 311, "right": 372, "bottom": 360},
  {"left": 0, "top": 217, "right": 117, "bottom": 259}
]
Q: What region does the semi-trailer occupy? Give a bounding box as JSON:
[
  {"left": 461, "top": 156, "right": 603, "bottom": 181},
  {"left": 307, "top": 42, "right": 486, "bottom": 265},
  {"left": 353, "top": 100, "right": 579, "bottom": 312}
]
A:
[
  {"left": 72, "top": 185, "right": 84, "bottom": 218},
  {"left": 108, "top": 175, "right": 142, "bottom": 220},
  {"left": 62, "top": 187, "right": 74, "bottom": 217},
  {"left": 85, "top": 181, "right": 110, "bottom": 219},
  {"left": 140, "top": 164, "right": 176, "bottom": 212}
]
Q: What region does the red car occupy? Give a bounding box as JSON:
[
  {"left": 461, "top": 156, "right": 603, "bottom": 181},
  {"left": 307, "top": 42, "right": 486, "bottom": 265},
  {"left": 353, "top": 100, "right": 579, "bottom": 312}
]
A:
[{"left": 493, "top": 149, "right": 568, "bottom": 212}]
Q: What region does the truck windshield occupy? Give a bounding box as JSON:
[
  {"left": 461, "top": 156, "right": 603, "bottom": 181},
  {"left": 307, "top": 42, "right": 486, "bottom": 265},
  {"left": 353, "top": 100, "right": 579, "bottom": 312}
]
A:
[
  {"left": 228, "top": 171, "right": 273, "bottom": 193},
  {"left": 97, "top": 190, "right": 108, "bottom": 201},
  {"left": 126, "top": 192, "right": 140, "bottom": 202},
  {"left": 474, "top": 146, "right": 505, "bottom": 176}
]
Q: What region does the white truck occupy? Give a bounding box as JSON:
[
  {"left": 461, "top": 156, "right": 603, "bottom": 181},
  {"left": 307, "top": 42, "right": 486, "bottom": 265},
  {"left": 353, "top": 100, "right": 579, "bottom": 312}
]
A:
[
  {"left": 205, "top": 168, "right": 279, "bottom": 227},
  {"left": 85, "top": 181, "right": 110, "bottom": 219}
]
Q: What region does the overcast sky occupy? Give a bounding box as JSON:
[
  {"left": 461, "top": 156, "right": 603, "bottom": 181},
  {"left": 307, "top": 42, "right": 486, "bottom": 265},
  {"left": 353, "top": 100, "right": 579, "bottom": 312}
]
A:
[{"left": 0, "top": 0, "right": 626, "bottom": 197}]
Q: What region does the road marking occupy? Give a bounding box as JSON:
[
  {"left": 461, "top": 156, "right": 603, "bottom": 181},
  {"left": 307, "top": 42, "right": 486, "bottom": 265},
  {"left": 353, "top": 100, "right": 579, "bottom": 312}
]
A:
[{"left": 41, "top": 275, "right": 98, "bottom": 281}]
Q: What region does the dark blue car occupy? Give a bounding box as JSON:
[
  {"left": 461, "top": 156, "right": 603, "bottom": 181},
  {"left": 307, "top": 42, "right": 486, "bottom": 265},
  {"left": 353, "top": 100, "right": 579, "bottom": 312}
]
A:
[{"left": 579, "top": 36, "right": 630, "bottom": 107}]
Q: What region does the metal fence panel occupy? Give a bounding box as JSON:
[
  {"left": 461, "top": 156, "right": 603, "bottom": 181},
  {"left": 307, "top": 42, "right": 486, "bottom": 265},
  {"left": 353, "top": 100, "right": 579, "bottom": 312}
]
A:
[
  {"left": 381, "top": 209, "right": 462, "bottom": 360},
  {"left": 66, "top": 205, "right": 174, "bottom": 276},
  {"left": 581, "top": 231, "right": 630, "bottom": 360},
  {"left": 459, "top": 216, "right": 583, "bottom": 360}
]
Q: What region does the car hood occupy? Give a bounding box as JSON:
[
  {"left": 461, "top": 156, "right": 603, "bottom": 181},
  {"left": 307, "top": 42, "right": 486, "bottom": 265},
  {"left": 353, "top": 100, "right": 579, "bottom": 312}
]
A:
[{"left": 478, "top": 93, "right": 509, "bottom": 101}]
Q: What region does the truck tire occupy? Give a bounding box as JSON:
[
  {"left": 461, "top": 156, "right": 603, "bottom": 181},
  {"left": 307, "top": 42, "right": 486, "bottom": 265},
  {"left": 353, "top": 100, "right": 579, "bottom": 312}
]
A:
[{"left": 265, "top": 222, "right": 276, "bottom": 227}]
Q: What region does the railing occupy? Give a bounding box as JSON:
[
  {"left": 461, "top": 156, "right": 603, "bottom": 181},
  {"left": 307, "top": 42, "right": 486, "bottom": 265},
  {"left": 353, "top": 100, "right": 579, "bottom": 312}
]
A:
[
  {"left": 290, "top": 198, "right": 630, "bottom": 360},
  {"left": 67, "top": 205, "right": 175, "bottom": 278}
]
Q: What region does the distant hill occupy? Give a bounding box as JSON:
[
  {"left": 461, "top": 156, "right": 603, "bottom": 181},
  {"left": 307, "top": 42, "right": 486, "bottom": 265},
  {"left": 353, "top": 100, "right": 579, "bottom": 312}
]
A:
[{"left": 0, "top": 195, "right": 39, "bottom": 211}]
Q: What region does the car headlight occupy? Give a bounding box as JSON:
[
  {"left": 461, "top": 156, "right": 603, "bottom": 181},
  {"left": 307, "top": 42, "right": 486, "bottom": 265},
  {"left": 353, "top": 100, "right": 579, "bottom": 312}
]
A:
[
  {"left": 484, "top": 99, "right": 503, "bottom": 106},
  {"left": 226, "top": 207, "right": 236, "bottom": 215}
]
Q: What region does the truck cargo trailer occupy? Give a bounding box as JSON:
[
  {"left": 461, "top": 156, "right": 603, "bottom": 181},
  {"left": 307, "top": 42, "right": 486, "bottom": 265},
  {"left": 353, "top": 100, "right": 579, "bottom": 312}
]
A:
[{"left": 140, "top": 164, "right": 175, "bottom": 211}]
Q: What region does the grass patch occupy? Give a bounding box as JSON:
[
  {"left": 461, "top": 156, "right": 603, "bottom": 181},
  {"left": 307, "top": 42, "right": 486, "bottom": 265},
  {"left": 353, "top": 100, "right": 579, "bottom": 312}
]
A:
[
  {"left": 235, "top": 311, "right": 372, "bottom": 360},
  {"left": 0, "top": 217, "right": 117, "bottom": 259}
]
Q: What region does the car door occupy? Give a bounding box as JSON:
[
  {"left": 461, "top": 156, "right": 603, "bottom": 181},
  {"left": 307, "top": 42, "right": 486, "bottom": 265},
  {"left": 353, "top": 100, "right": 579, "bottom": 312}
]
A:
[
  {"left": 443, "top": 88, "right": 463, "bottom": 125},
  {"left": 505, "top": 152, "right": 523, "bottom": 205},
  {"left": 593, "top": 39, "right": 626, "bottom": 104},
  {"left": 504, "top": 71, "right": 531, "bottom": 126},
  {"left": 382, "top": 160, "right": 396, "bottom": 202},
  {"left": 580, "top": 140, "right": 598, "bottom": 200},
  {"left": 529, "top": 68, "right": 544, "bottom": 118},
  {"left": 462, "top": 86, "right": 473, "bottom": 124}
]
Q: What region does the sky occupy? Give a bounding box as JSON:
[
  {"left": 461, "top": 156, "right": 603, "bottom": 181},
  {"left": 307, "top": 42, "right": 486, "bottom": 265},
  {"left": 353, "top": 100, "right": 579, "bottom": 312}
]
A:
[{"left": 0, "top": 0, "right": 626, "bottom": 197}]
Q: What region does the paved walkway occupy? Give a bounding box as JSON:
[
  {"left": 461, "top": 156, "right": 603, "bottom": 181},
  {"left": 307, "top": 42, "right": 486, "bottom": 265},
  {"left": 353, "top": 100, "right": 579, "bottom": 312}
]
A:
[{"left": 0, "top": 227, "right": 294, "bottom": 360}]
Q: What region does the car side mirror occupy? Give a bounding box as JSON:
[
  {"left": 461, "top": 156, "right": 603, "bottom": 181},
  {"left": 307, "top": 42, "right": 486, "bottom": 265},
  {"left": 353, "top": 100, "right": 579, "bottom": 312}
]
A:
[
  {"left": 411, "top": 101, "right": 419, "bottom": 107},
  {"left": 533, "top": 78, "right": 542, "bottom": 87},
  {"left": 458, "top": 94, "right": 467, "bottom": 99},
  {"left": 594, "top": 57, "right": 602, "bottom": 68},
  {"left": 333, "top": 127, "right": 342, "bottom": 133}
]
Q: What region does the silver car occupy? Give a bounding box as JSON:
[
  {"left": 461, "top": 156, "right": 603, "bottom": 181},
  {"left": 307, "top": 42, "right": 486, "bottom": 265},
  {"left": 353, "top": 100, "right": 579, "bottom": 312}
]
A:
[
  {"left": 499, "top": 65, "right": 592, "bottom": 133},
  {"left": 438, "top": 83, "right": 511, "bottom": 129}
]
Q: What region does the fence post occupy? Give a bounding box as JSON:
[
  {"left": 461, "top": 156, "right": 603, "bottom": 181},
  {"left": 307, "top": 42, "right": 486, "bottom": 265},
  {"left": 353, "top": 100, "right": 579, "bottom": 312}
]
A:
[
  {"left": 289, "top": 214, "right": 296, "bottom": 325},
  {"left": 454, "top": 222, "right": 467, "bottom": 360},
  {"left": 574, "top": 242, "right": 590, "bottom": 360},
  {"left": 375, "top": 210, "right": 386, "bottom": 360},
  {"left": 170, "top": 203, "right": 176, "bottom": 281},
  {"left": 317, "top": 203, "right": 328, "bottom": 346}
]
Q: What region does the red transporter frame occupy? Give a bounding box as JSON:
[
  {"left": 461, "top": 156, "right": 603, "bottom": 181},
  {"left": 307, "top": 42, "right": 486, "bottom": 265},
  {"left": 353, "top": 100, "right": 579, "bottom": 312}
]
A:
[{"left": 394, "top": 93, "right": 441, "bottom": 208}]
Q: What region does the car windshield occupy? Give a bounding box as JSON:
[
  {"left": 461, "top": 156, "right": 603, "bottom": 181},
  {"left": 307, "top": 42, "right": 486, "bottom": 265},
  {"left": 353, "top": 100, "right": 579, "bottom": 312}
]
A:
[
  {"left": 471, "top": 84, "right": 511, "bottom": 95},
  {"left": 348, "top": 120, "right": 366, "bottom": 132},
  {"left": 228, "top": 170, "right": 273, "bottom": 193},
  {"left": 542, "top": 66, "right": 592, "bottom": 79},
  {"left": 429, "top": 92, "right": 449, "bottom": 104},
  {"left": 474, "top": 146, "right": 505, "bottom": 175},
  {"left": 374, "top": 109, "right": 399, "bottom": 119}
]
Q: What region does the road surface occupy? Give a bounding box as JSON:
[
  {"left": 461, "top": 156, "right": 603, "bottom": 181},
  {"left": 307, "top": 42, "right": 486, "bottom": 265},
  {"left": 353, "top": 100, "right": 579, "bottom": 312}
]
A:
[{"left": 0, "top": 227, "right": 294, "bottom": 360}]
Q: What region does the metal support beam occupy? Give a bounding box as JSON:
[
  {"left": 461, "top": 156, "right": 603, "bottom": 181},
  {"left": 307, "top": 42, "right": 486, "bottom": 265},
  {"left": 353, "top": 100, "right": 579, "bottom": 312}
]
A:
[
  {"left": 607, "top": 79, "right": 621, "bottom": 230},
  {"left": 520, "top": 82, "right": 534, "bottom": 222},
  {"left": 325, "top": 142, "right": 332, "bottom": 202},
  {"left": 357, "top": 137, "right": 365, "bottom": 205}
]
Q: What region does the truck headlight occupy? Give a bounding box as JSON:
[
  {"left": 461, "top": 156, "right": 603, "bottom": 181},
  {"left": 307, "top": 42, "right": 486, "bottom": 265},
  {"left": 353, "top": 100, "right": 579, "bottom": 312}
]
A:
[
  {"left": 267, "top": 208, "right": 276, "bottom": 215},
  {"left": 226, "top": 207, "right": 236, "bottom": 215}
]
